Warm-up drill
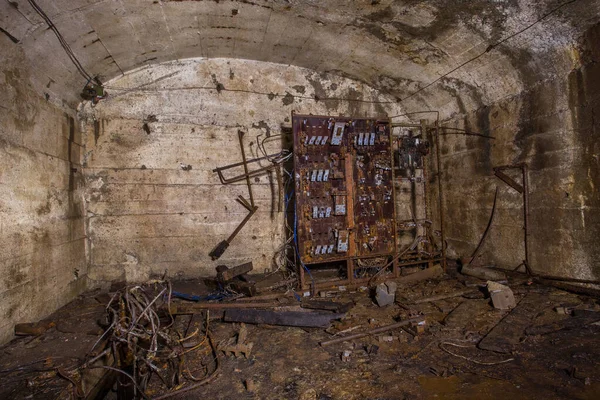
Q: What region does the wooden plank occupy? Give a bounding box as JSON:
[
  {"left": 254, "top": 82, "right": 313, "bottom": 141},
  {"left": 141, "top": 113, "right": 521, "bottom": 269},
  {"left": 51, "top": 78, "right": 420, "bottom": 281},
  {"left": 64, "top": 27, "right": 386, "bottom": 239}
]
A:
[
  {"left": 170, "top": 302, "right": 279, "bottom": 314},
  {"left": 300, "top": 300, "right": 354, "bottom": 313},
  {"left": 224, "top": 309, "right": 345, "bottom": 328},
  {"left": 217, "top": 262, "right": 254, "bottom": 281}
]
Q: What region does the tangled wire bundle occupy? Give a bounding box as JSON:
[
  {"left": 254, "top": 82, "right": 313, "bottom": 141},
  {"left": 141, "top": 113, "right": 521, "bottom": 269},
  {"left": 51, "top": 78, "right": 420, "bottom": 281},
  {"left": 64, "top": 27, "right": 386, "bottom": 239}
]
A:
[{"left": 84, "top": 280, "right": 219, "bottom": 399}]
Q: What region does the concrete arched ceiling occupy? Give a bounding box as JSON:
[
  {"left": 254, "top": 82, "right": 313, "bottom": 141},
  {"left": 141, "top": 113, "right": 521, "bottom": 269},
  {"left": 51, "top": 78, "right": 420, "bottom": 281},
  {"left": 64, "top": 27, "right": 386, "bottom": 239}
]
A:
[{"left": 2, "top": 0, "right": 599, "bottom": 113}]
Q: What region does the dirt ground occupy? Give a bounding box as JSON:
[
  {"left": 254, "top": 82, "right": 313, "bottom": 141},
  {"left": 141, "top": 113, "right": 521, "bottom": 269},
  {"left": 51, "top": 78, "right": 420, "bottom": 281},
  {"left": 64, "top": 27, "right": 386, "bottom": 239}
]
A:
[{"left": 2, "top": 271, "right": 600, "bottom": 400}]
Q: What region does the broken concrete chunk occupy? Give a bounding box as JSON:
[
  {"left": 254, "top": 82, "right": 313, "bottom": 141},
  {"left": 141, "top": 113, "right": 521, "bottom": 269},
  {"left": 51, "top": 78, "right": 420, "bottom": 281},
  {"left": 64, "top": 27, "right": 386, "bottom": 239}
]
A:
[
  {"left": 555, "top": 306, "right": 572, "bottom": 315},
  {"left": 487, "top": 281, "right": 516, "bottom": 310},
  {"left": 341, "top": 350, "right": 352, "bottom": 362},
  {"left": 375, "top": 281, "right": 397, "bottom": 307},
  {"left": 461, "top": 265, "right": 507, "bottom": 281}
]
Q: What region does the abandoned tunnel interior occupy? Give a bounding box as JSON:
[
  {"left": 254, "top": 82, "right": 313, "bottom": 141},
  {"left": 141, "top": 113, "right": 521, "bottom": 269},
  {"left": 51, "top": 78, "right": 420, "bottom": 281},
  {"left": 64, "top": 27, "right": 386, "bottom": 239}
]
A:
[{"left": 1, "top": 0, "right": 600, "bottom": 399}]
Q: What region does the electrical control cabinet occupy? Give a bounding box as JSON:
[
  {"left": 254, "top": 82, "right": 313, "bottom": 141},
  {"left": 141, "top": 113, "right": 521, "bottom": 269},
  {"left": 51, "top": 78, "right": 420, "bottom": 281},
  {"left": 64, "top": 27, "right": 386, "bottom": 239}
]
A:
[{"left": 293, "top": 114, "right": 396, "bottom": 265}]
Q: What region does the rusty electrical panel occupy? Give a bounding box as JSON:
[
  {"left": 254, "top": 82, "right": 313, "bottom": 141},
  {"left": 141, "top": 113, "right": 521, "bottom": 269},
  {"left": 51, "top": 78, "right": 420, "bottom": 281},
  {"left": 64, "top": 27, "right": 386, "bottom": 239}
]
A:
[{"left": 293, "top": 114, "right": 396, "bottom": 283}]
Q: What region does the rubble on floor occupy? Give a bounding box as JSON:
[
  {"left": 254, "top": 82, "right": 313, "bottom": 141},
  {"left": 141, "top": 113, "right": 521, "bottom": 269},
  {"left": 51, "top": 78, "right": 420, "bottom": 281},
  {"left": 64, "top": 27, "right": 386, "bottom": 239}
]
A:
[{"left": 1, "top": 266, "right": 600, "bottom": 399}]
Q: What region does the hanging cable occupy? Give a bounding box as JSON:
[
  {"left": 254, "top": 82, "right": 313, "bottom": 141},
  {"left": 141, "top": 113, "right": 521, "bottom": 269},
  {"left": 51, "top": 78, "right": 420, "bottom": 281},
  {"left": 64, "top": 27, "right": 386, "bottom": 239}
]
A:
[
  {"left": 399, "top": 0, "right": 581, "bottom": 103},
  {"left": 27, "top": 0, "right": 93, "bottom": 82}
]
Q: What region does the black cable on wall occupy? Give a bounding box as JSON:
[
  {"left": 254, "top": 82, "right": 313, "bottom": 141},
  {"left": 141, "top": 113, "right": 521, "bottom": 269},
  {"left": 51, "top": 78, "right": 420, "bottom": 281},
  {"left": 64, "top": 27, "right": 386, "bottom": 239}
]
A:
[{"left": 27, "top": 0, "right": 93, "bottom": 82}]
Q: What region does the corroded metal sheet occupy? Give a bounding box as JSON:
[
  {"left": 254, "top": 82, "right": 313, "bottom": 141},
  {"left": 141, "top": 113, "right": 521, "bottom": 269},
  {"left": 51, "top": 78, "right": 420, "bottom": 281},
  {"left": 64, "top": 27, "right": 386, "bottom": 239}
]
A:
[{"left": 293, "top": 114, "right": 396, "bottom": 264}]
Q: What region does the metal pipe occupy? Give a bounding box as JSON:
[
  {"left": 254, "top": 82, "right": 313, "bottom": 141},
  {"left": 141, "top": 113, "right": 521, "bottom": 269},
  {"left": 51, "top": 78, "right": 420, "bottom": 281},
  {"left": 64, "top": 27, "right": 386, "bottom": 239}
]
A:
[
  {"left": 238, "top": 130, "right": 254, "bottom": 208},
  {"left": 213, "top": 152, "right": 282, "bottom": 172},
  {"left": 226, "top": 206, "right": 258, "bottom": 243},
  {"left": 522, "top": 163, "right": 531, "bottom": 274},
  {"left": 434, "top": 119, "right": 447, "bottom": 271}
]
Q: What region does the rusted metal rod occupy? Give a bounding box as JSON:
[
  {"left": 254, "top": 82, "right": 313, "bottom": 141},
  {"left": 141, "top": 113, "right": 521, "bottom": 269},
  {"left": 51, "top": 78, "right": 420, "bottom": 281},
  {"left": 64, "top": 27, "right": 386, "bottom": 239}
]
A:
[
  {"left": 238, "top": 130, "right": 255, "bottom": 208},
  {"left": 226, "top": 206, "right": 258, "bottom": 243},
  {"left": 434, "top": 119, "right": 447, "bottom": 271},
  {"left": 213, "top": 152, "right": 283, "bottom": 184},
  {"left": 320, "top": 317, "right": 424, "bottom": 346},
  {"left": 468, "top": 186, "right": 499, "bottom": 266},
  {"left": 493, "top": 163, "right": 531, "bottom": 274},
  {"left": 523, "top": 163, "right": 531, "bottom": 274}
]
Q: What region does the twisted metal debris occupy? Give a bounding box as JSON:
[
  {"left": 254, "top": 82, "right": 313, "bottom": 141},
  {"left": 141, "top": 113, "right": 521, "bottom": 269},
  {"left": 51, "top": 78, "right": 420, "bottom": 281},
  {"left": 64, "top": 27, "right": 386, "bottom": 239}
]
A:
[{"left": 82, "top": 280, "right": 219, "bottom": 399}]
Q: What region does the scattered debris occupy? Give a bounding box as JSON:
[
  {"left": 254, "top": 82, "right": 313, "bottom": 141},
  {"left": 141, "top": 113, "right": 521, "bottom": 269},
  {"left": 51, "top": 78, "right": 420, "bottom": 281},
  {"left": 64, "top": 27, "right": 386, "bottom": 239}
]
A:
[
  {"left": 375, "top": 281, "right": 397, "bottom": 307},
  {"left": 487, "top": 281, "right": 516, "bottom": 309},
  {"left": 3, "top": 270, "right": 600, "bottom": 399},
  {"left": 407, "top": 319, "right": 427, "bottom": 335},
  {"left": 555, "top": 306, "right": 572, "bottom": 315},
  {"left": 461, "top": 264, "right": 506, "bottom": 281},
  {"left": 320, "top": 317, "right": 424, "bottom": 347}
]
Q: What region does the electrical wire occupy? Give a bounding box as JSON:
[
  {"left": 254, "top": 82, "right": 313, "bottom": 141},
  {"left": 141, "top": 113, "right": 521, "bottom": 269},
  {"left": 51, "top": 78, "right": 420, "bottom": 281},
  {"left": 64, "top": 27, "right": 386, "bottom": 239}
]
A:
[
  {"left": 102, "top": 82, "right": 399, "bottom": 105},
  {"left": 438, "top": 126, "right": 495, "bottom": 139},
  {"left": 399, "top": 0, "right": 581, "bottom": 103},
  {"left": 27, "top": 0, "right": 93, "bottom": 82},
  {"left": 439, "top": 342, "right": 515, "bottom": 366}
]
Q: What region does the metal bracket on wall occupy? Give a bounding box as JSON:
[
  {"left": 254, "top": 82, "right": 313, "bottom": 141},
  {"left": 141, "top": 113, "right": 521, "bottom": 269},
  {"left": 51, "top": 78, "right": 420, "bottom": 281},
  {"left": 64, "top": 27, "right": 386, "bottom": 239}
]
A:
[
  {"left": 493, "top": 163, "right": 531, "bottom": 275},
  {"left": 209, "top": 130, "right": 260, "bottom": 260}
]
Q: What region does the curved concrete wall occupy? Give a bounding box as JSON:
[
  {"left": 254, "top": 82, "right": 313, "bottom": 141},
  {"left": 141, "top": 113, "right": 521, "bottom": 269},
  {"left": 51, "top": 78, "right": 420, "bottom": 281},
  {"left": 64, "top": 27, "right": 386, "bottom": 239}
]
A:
[
  {"left": 79, "top": 58, "right": 403, "bottom": 284},
  {"left": 1, "top": 0, "right": 600, "bottom": 343}
]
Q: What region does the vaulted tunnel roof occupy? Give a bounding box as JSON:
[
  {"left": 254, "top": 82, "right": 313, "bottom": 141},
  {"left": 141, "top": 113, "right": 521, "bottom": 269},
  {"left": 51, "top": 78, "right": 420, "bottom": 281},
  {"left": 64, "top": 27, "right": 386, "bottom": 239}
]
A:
[{"left": 2, "top": 0, "right": 599, "bottom": 113}]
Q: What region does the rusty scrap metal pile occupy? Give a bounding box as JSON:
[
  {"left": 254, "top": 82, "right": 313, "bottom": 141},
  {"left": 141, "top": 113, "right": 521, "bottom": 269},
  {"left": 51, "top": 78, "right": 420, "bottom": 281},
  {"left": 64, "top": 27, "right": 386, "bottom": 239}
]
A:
[{"left": 86, "top": 281, "right": 218, "bottom": 399}]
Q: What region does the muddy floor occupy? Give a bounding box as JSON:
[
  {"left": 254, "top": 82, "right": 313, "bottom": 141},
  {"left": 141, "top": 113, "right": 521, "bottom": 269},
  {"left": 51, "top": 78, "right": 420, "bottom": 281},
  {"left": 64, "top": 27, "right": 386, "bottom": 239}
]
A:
[{"left": 1, "top": 271, "right": 600, "bottom": 400}]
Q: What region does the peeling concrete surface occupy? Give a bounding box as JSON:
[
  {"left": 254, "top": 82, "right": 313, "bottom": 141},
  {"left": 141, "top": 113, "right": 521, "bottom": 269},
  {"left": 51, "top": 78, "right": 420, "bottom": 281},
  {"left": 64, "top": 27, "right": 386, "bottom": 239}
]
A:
[
  {"left": 0, "top": 37, "right": 87, "bottom": 344},
  {"left": 431, "top": 22, "right": 600, "bottom": 281}
]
